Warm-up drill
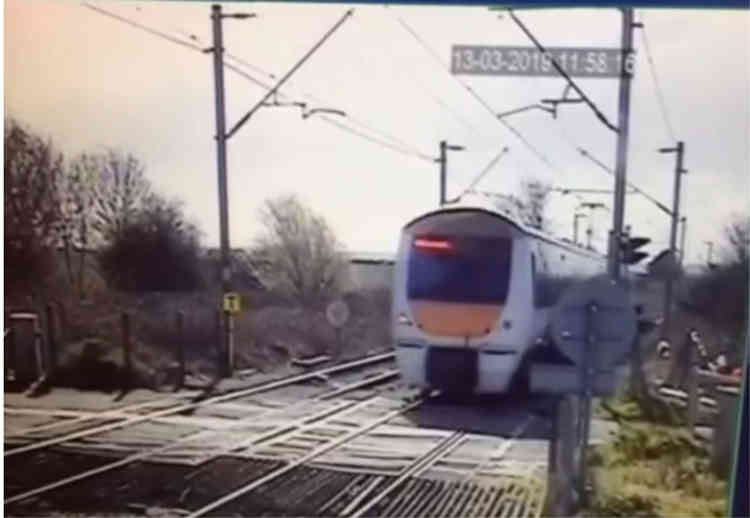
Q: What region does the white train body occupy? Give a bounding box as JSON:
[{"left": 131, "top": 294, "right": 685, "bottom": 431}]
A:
[{"left": 392, "top": 201, "right": 607, "bottom": 395}]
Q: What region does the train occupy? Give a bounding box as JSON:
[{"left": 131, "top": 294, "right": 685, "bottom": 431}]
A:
[{"left": 392, "top": 197, "right": 618, "bottom": 395}]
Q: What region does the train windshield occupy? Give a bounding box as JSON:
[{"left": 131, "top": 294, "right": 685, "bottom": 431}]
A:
[{"left": 407, "top": 235, "right": 512, "bottom": 304}]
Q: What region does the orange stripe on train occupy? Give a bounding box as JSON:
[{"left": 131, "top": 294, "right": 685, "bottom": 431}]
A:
[{"left": 409, "top": 300, "right": 503, "bottom": 338}]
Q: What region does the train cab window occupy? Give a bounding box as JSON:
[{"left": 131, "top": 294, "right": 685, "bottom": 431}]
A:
[{"left": 407, "top": 235, "right": 512, "bottom": 304}]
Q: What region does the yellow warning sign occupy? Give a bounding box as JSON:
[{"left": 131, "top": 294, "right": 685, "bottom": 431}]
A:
[{"left": 223, "top": 292, "right": 242, "bottom": 314}]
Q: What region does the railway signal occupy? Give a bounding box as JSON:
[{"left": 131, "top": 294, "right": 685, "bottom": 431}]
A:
[{"left": 621, "top": 236, "right": 650, "bottom": 264}]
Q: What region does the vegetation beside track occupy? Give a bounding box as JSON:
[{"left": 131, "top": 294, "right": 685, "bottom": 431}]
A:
[{"left": 584, "top": 392, "right": 729, "bottom": 518}]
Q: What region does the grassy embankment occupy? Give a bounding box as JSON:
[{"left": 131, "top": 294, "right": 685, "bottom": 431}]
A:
[
  {"left": 7, "top": 281, "right": 392, "bottom": 393},
  {"left": 585, "top": 392, "right": 730, "bottom": 518}
]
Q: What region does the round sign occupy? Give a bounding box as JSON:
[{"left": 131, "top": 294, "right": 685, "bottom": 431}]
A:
[
  {"left": 551, "top": 274, "right": 637, "bottom": 370},
  {"left": 326, "top": 300, "right": 350, "bottom": 328}
]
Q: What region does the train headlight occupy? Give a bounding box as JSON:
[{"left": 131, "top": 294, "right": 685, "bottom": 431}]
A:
[{"left": 397, "top": 313, "right": 414, "bottom": 326}]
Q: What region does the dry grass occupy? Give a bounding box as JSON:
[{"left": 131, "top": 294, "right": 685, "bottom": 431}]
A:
[
  {"left": 587, "top": 397, "right": 729, "bottom": 518},
  {"left": 590, "top": 462, "right": 727, "bottom": 518},
  {"left": 230, "top": 288, "right": 392, "bottom": 371},
  {"left": 7, "top": 270, "right": 392, "bottom": 392}
]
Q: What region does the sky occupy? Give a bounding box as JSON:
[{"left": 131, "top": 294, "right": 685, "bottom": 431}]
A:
[{"left": 5, "top": 1, "right": 749, "bottom": 264}]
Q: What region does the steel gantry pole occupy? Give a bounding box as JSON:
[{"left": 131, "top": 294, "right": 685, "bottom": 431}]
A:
[
  {"left": 658, "top": 141, "right": 686, "bottom": 342},
  {"left": 209, "top": 5, "right": 347, "bottom": 378},
  {"left": 211, "top": 4, "right": 233, "bottom": 377},
  {"left": 608, "top": 7, "right": 638, "bottom": 280}
]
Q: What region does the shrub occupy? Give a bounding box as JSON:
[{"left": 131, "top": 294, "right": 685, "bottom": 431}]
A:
[{"left": 98, "top": 194, "right": 203, "bottom": 291}]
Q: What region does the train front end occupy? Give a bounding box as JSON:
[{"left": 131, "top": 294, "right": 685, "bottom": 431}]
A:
[{"left": 392, "top": 208, "right": 532, "bottom": 395}]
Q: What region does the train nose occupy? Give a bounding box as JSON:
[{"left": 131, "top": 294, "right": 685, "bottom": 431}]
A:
[{"left": 409, "top": 300, "right": 503, "bottom": 337}]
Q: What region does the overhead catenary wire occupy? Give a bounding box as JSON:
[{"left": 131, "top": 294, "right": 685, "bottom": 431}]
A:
[
  {"left": 144, "top": 6, "right": 432, "bottom": 154},
  {"left": 82, "top": 2, "right": 278, "bottom": 92},
  {"left": 507, "top": 9, "right": 619, "bottom": 133},
  {"left": 319, "top": 115, "right": 435, "bottom": 161},
  {"left": 507, "top": 71, "right": 672, "bottom": 216},
  {"left": 180, "top": 16, "right": 427, "bottom": 154},
  {"left": 385, "top": 6, "right": 561, "bottom": 171},
  {"left": 639, "top": 15, "right": 677, "bottom": 143},
  {"left": 374, "top": 10, "right": 484, "bottom": 138},
  {"left": 226, "top": 8, "right": 355, "bottom": 139},
  {"left": 81, "top": 2, "right": 434, "bottom": 162},
  {"left": 577, "top": 147, "right": 673, "bottom": 216},
  {"left": 456, "top": 147, "right": 510, "bottom": 200}
]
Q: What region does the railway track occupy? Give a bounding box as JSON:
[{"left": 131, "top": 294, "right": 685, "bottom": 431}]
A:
[
  {"left": 5, "top": 351, "right": 549, "bottom": 517},
  {"left": 5, "top": 352, "right": 397, "bottom": 456}
]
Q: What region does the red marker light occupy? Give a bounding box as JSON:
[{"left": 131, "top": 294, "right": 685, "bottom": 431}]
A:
[{"left": 414, "top": 238, "right": 453, "bottom": 251}]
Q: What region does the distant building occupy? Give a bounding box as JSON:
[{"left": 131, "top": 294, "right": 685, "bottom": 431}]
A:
[{"left": 342, "top": 251, "right": 395, "bottom": 291}]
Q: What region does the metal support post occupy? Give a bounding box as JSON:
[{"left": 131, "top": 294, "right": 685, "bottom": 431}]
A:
[
  {"left": 577, "top": 301, "right": 597, "bottom": 506},
  {"left": 436, "top": 140, "right": 465, "bottom": 207},
  {"left": 687, "top": 336, "right": 699, "bottom": 432},
  {"left": 659, "top": 141, "right": 686, "bottom": 341},
  {"left": 211, "top": 4, "right": 233, "bottom": 377},
  {"left": 608, "top": 7, "right": 635, "bottom": 280}
]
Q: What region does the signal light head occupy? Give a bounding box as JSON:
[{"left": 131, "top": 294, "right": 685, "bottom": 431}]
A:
[{"left": 621, "top": 235, "right": 651, "bottom": 265}]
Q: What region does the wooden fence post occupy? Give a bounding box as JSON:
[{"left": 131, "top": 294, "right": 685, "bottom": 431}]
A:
[
  {"left": 227, "top": 312, "right": 235, "bottom": 376},
  {"left": 32, "top": 315, "right": 44, "bottom": 380},
  {"left": 687, "top": 340, "right": 699, "bottom": 432},
  {"left": 5, "top": 310, "right": 13, "bottom": 382},
  {"left": 46, "top": 304, "right": 57, "bottom": 380},
  {"left": 545, "top": 395, "right": 577, "bottom": 516},
  {"left": 121, "top": 312, "right": 132, "bottom": 391},
  {"left": 176, "top": 311, "right": 185, "bottom": 389},
  {"left": 214, "top": 309, "right": 222, "bottom": 376}
]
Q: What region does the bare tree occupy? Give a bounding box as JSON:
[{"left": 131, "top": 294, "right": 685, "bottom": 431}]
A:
[
  {"left": 4, "top": 118, "right": 64, "bottom": 296},
  {"left": 519, "top": 179, "right": 550, "bottom": 230},
  {"left": 684, "top": 214, "right": 749, "bottom": 358},
  {"left": 248, "top": 195, "right": 346, "bottom": 305},
  {"left": 91, "top": 150, "right": 150, "bottom": 245},
  {"left": 724, "top": 216, "right": 749, "bottom": 266},
  {"left": 58, "top": 153, "right": 102, "bottom": 297}
]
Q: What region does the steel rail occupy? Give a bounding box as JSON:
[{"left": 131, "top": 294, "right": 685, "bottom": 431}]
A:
[
  {"left": 6, "top": 368, "right": 402, "bottom": 506},
  {"left": 339, "top": 475, "right": 385, "bottom": 516},
  {"left": 5, "top": 352, "right": 394, "bottom": 458},
  {"left": 347, "top": 431, "right": 466, "bottom": 518},
  {"left": 6, "top": 397, "right": 190, "bottom": 438},
  {"left": 5, "top": 397, "right": 359, "bottom": 505},
  {"left": 316, "top": 474, "right": 367, "bottom": 514},
  {"left": 463, "top": 415, "right": 535, "bottom": 481},
  {"left": 186, "top": 397, "right": 426, "bottom": 518}
]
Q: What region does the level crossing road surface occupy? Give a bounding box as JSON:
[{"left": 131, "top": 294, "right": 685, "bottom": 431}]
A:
[{"left": 4, "top": 353, "right": 618, "bottom": 517}]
